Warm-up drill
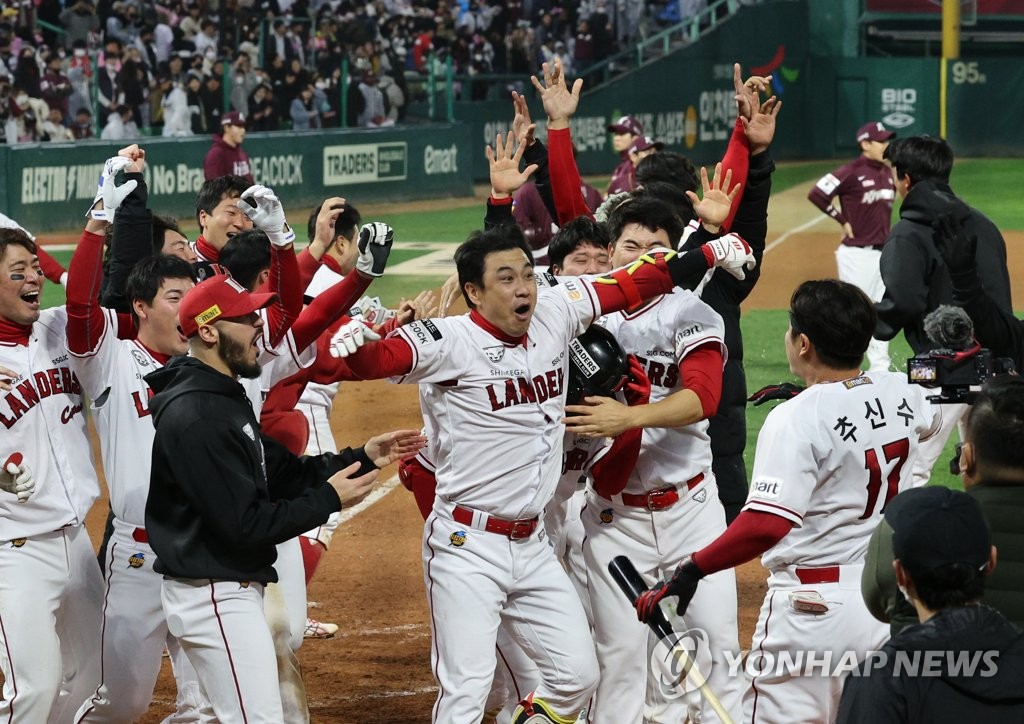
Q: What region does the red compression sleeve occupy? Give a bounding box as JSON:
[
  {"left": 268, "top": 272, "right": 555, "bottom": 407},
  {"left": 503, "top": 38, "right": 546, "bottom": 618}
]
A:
[
  {"left": 296, "top": 247, "right": 323, "bottom": 291},
  {"left": 115, "top": 313, "right": 136, "bottom": 340},
  {"left": 288, "top": 271, "right": 372, "bottom": 351},
  {"left": 680, "top": 343, "right": 724, "bottom": 418},
  {"left": 259, "top": 246, "right": 303, "bottom": 348},
  {"left": 719, "top": 119, "right": 750, "bottom": 232},
  {"left": 691, "top": 510, "right": 793, "bottom": 575},
  {"left": 592, "top": 261, "right": 676, "bottom": 315},
  {"left": 590, "top": 429, "right": 643, "bottom": 498},
  {"left": 344, "top": 336, "right": 415, "bottom": 379},
  {"left": 548, "top": 127, "right": 594, "bottom": 223},
  {"left": 65, "top": 230, "right": 107, "bottom": 354},
  {"left": 37, "top": 247, "right": 67, "bottom": 285}
]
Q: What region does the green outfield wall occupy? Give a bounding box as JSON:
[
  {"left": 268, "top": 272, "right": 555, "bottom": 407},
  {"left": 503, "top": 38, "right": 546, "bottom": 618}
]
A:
[{"left": 0, "top": 123, "right": 474, "bottom": 232}]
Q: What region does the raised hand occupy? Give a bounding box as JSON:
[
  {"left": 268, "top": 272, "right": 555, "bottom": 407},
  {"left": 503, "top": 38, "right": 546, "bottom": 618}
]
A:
[
  {"left": 355, "top": 222, "right": 395, "bottom": 277},
  {"left": 364, "top": 429, "right": 429, "bottom": 467},
  {"left": 685, "top": 163, "right": 741, "bottom": 232},
  {"left": 487, "top": 130, "right": 539, "bottom": 198},
  {"left": 88, "top": 155, "right": 137, "bottom": 222},
  {"left": 238, "top": 184, "right": 295, "bottom": 247},
  {"left": 733, "top": 62, "right": 772, "bottom": 121},
  {"left": 396, "top": 289, "right": 439, "bottom": 326},
  {"left": 438, "top": 271, "right": 461, "bottom": 317},
  {"left": 329, "top": 320, "right": 381, "bottom": 358},
  {"left": 511, "top": 90, "right": 536, "bottom": 148},
  {"left": 529, "top": 58, "right": 583, "bottom": 128},
  {"left": 701, "top": 233, "right": 756, "bottom": 280},
  {"left": 742, "top": 96, "right": 781, "bottom": 155},
  {"left": 311, "top": 196, "right": 347, "bottom": 254}
]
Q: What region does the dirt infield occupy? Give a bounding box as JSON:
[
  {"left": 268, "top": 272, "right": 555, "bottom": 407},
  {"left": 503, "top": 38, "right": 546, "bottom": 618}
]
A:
[{"left": 75, "top": 184, "right": 1024, "bottom": 722}]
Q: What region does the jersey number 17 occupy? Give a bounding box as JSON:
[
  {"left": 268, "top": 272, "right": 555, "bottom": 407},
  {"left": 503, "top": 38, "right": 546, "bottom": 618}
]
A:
[{"left": 859, "top": 437, "right": 910, "bottom": 520}]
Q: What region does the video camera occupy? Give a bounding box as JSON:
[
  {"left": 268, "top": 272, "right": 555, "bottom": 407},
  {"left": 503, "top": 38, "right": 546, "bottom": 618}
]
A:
[{"left": 906, "top": 305, "right": 1015, "bottom": 404}]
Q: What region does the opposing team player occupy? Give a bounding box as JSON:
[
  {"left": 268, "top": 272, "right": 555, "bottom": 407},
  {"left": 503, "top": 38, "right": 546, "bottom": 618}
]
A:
[
  {"left": 0, "top": 198, "right": 129, "bottom": 718},
  {"left": 636, "top": 280, "right": 942, "bottom": 723}
]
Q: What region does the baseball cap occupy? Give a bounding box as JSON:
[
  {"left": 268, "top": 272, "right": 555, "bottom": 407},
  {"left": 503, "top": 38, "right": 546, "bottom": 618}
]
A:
[
  {"left": 607, "top": 115, "right": 643, "bottom": 136},
  {"left": 856, "top": 121, "right": 895, "bottom": 143},
  {"left": 628, "top": 135, "right": 664, "bottom": 154},
  {"left": 886, "top": 487, "right": 991, "bottom": 576},
  {"left": 178, "top": 275, "right": 276, "bottom": 338},
  {"left": 221, "top": 110, "right": 246, "bottom": 127}
]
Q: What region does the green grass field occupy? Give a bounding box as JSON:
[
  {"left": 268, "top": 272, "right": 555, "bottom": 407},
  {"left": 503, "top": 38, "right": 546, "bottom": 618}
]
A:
[{"left": 41, "top": 158, "right": 1018, "bottom": 488}]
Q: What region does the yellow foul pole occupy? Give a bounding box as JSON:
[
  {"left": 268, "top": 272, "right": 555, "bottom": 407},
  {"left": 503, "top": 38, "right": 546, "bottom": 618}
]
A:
[{"left": 940, "top": 0, "right": 962, "bottom": 137}]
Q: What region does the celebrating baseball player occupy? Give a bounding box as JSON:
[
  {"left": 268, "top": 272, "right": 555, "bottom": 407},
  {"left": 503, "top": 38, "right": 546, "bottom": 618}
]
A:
[
  {"left": 338, "top": 61, "right": 755, "bottom": 719},
  {"left": 636, "top": 280, "right": 942, "bottom": 723},
  {"left": 0, "top": 228, "right": 106, "bottom": 719},
  {"left": 808, "top": 121, "right": 896, "bottom": 372}
]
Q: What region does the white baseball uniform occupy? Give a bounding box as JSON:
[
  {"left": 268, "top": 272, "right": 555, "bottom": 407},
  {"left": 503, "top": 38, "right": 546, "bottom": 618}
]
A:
[
  {"left": 582, "top": 290, "right": 743, "bottom": 724},
  {"left": 387, "top": 278, "right": 603, "bottom": 722},
  {"left": 0, "top": 306, "right": 105, "bottom": 723},
  {"left": 741, "top": 371, "right": 940, "bottom": 723}
]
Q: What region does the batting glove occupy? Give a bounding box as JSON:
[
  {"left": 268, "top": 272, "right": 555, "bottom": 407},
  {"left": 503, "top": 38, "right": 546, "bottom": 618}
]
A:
[
  {"left": 329, "top": 320, "right": 381, "bottom": 358},
  {"left": 635, "top": 556, "right": 704, "bottom": 623},
  {"left": 623, "top": 355, "right": 651, "bottom": 406},
  {"left": 701, "top": 233, "right": 756, "bottom": 280},
  {"left": 238, "top": 185, "right": 295, "bottom": 247},
  {"left": 0, "top": 454, "right": 35, "bottom": 503},
  {"left": 356, "top": 222, "right": 395, "bottom": 278},
  {"left": 747, "top": 382, "right": 804, "bottom": 406},
  {"left": 88, "top": 156, "right": 137, "bottom": 222}
]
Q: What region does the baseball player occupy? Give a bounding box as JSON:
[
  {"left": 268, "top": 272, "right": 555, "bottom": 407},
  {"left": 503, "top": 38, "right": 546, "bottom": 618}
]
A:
[
  {"left": 565, "top": 195, "right": 743, "bottom": 724},
  {"left": 0, "top": 222, "right": 107, "bottom": 720},
  {"left": 808, "top": 121, "right": 896, "bottom": 372},
  {"left": 606, "top": 114, "right": 644, "bottom": 196},
  {"left": 636, "top": 280, "right": 942, "bottom": 723},
  {"left": 190, "top": 174, "right": 254, "bottom": 270}
]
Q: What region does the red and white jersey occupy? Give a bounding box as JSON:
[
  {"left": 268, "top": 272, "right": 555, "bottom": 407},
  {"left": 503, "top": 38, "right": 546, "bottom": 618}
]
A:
[
  {"left": 243, "top": 318, "right": 315, "bottom": 420},
  {"left": 0, "top": 307, "right": 99, "bottom": 538},
  {"left": 555, "top": 431, "right": 607, "bottom": 505},
  {"left": 68, "top": 308, "right": 164, "bottom": 527},
  {"left": 391, "top": 279, "right": 601, "bottom": 519},
  {"left": 599, "top": 290, "right": 725, "bottom": 493},
  {"left": 745, "top": 371, "right": 941, "bottom": 570}
]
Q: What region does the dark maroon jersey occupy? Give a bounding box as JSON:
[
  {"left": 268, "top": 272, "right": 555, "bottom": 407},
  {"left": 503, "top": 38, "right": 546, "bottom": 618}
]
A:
[
  {"left": 808, "top": 156, "right": 895, "bottom": 248},
  {"left": 203, "top": 135, "right": 254, "bottom": 182}
]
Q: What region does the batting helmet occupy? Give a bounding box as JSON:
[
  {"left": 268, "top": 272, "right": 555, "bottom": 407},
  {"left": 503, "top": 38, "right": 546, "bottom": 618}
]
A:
[{"left": 567, "top": 325, "right": 630, "bottom": 405}]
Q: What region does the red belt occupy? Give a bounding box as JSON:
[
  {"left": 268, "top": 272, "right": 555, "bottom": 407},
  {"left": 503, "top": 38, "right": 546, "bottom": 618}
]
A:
[
  {"left": 452, "top": 506, "right": 538, "bottom": 540},
  {"left": 132, "top": 528, "right": 148, "bottom": 544},
  {"left": 619, "top": 473, "right": 705, "bottom": 511},
  {"left": 795, "top": 566, "right": 840, "bottom": 584}
]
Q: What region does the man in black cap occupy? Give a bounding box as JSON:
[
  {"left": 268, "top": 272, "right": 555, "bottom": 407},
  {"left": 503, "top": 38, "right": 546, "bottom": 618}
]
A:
[
  {"left": 203, "top": 109, "right": 253, "bottom": 182},
  {"left": 606, "top": 114, "right": 643, "bottom": 196},
  {"left": 837, "top": 486, "right": 1024, "bottom": 722}
]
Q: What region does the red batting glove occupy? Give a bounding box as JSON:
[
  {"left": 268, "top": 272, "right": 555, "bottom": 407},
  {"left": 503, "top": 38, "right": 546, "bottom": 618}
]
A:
[
  {"left": 623, "top": 355, "right": 651, "bottom": 406},
  {"left": 635, "top": 582, "right": 670, "bottom": 622}
]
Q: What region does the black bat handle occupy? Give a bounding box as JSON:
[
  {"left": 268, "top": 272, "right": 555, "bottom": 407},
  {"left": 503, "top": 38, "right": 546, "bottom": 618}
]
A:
[{"left": 609, "top": 555, "right": 676, "bottom": 640}]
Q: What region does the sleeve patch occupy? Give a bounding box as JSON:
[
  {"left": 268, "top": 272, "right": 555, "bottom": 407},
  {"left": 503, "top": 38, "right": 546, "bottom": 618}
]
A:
[
  {"left": 815, "top": 173, "right": 840, "bottom": 194},
  {"left": 749, "top": 477, "right": 784, "bottom": 501},
  {"left": 561, "top": 279, "right": 584, "bottom": 302},
  {"left": 406, "top": 320, "right": 443, "bottom": 344}
]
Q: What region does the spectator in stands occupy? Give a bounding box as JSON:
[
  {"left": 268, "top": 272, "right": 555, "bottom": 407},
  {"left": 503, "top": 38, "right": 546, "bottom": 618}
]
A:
[
  {"left": 194, "top": 20, "right": 218, "bottom": 58},
  {"left": 13, "top": 46, "right": 41, "bottom": 98},
  {"left": 100, "top": 103, "right": 140, "bottom": 139},
  {"left": 185, "top": 71, "right": 206, "bottom": 134},
  {"left": 290, "top": 83, "right": 320, "bottom": 130},
  {"left": 161, "top": 76, "right": 194, "bottom": 136},
  {"left": 118, "top": 56, "right": 147, "bottom": 127},
  {"left": 267, "top": 20, "right": 298, "bottom": 66},
  {"left": 66, "top": 39, "right": 92, "bottom": 115},
  {"left": 247, "top": 82, "right": 277, "bottom": 131},
  {"left": 59, "top": 0, "right": 100, "bottom": 51},
  {"left": 356, "top": 70, "right": 392, "bottom": 127},
  {"left": 204, "top": 110, "right": 253, "bottom": 181},
  {"left": 200, "top": 72, "right": 222, "bottom": 130},
  {"left": 412, "top": 24, "right": 434, "bottom": 72},
  {"left": 39, "top": 52, "right": 72, "bottom": 119},
  {"left": 180, "top": 3, "right": 203, "bottom": 41},
  {"left": 41, "top": 106, "right": 74, "bottom": 141},
  {"left": 97, "top": 50, "right": 123, "bottom": 125},
  {"left": 71, "top": 106, "right": 93, "bottom": 138},
  {"left": 4, "top": 85, "right": 48, "bottom": 144},
  {"left": 230, "top": 51, "right": 262, "bottom": 116}
]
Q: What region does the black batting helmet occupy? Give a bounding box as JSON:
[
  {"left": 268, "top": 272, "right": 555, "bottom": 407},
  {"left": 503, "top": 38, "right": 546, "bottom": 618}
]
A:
[{"left": 567, "top": 325, "right": 630, "bottom": 405}]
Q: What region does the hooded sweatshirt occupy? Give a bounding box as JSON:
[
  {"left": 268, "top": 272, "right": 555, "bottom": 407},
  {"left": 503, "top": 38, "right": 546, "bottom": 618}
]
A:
[
  {"left": 203, "top": 133, "right": 253, "bottom": 182},
  {"left": 145, "top": 355, "right": 374, "bottom": 582},
  {"left": 836, "top": 604, "right": 1024, "bottom": 723}
]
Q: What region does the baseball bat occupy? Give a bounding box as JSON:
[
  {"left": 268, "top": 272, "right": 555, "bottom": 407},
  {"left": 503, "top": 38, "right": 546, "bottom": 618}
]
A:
[{"left": 608, "top": 555, "right": 734, "bottom": 724}]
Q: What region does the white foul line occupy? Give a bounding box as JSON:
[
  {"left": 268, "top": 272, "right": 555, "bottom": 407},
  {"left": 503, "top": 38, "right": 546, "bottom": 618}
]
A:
[
  {"left": 338, "top": 473, "right": 401, "bottom": 525},
  {"left": 764, "top": 215, "right": 827, "bottom": 255}
]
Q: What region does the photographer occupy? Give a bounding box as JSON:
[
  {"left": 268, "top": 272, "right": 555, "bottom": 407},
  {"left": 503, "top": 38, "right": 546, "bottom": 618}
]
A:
[{"left": 933, "top": 210, "right": 1024, "bottom": 372}]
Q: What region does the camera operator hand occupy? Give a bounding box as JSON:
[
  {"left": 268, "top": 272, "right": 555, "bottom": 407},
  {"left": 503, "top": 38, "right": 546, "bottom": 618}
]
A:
[{"left": 933, "top": 212, "right": 977, "bottom": 271}]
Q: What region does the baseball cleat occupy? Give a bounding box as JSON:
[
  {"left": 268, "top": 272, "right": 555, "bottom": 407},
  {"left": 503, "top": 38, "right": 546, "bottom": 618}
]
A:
[{"left": 303, "top": 617, "right": 339, "bottom": 639}]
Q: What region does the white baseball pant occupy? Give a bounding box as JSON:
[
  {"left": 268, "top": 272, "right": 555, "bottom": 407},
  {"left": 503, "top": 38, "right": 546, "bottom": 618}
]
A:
[
  {"left": 910, "top": 402, "right": 966, "bottom": 488},
  {"left": 835, "top": 244, "right": 891, "bottom": 372},
  {"left": 582, "top": 476, "right": 743, "bottom": 724},
  {"left": 743, "top": 565, "right": 888, "bottom": 724},
  {"left": 162, "top": 578, "right": 283, "bottom": 723},
  {"left": 301, "top": 403, "right": 341, "bottom": 548},
  {"left": 0, "top": 524, "right": 104, "bottom": 723},
  {"left": 424, "top": 504, "right": 599, "bottom": 722}
]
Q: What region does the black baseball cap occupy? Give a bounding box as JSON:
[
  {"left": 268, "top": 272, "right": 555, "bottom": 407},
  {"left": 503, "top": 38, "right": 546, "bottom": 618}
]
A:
[{"left": 886, "top": 487, "right": 991, "bottom": 576}]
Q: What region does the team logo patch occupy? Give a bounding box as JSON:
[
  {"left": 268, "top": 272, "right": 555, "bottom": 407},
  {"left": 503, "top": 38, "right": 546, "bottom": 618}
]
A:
[
  {"left": 599, "top": 508, "right": 614, "bottom": 524},
  {"left": 9, "top": 538, "right": 26, "bottom": 548},
  {"left": 449, "top": 530, "right": 467, "bottom": 547},
  {"left": 843, "top": 376, "right": 873, "bottom": 389},
  {"left": 130, "top": 349, "right": 151, "bottom": 367},
  {"left": 751, "top": 478, "right": 783, "bottom": 500},
  {"left": 194, "top": 304, "right": 222, "bottom": 327},
  {"left": 242, "top": 423, "right": 256, "bottom": 441},
  {"left": 127, "top": 552, "right": 146, "bottom": 568},
  {"left": 562, "top": 279, "right": 583, "bottom": 301},
  {"left": 483, "top": 345, "right": 505, "bottom": 363},
  {"left": 691, "top": 489, "right": 707, "bottom": 504}
]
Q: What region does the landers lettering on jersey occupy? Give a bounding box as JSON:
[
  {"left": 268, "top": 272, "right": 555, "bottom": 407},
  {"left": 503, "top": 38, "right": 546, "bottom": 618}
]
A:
[
  {"left": 634, "top": 354, "right": 679, "bottom": 389},
  {"left": 0, "top": 366, "right": 83, "bottom": 429},
  {"left": 486, "top": 368, "right": 564, "bottom": 410},
  {"left": 132, "top": 388, "right": 154, "bottom": 418},
  {"left": 563, "top": 446, "right": 589, "bottom": 474}
]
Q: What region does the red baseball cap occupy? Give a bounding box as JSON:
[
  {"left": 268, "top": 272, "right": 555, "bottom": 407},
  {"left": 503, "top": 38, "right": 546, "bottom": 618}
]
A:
[
  {"left": 178, "top": 275, "right": 275, "bottom": 338},
  {"left": 856, "top": 121, "right": 895, "bottom": 143},
  {"left": 628, "top": 135, "right": 664, "bottom": 154},
  {"left": 607, "top": 115, "right": 643, "bottom": 136}
]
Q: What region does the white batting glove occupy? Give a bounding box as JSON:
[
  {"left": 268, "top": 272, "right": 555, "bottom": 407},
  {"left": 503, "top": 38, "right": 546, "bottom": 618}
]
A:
[
  {"left": 238, "top": 184, "right": 295, "bottom": 247},
  {"left": 88, "top": 156, "right": 137, "bottom": 222},
  {"left": 701, "top": 233, "right": 756, "bottom": 280},
  {"left": 0, "top": 455, "right": 35, "bottom": 503},
  {"left": 355, "top": 222, "right": 395, "bottom": 277},
  {"left": 329, "top": 321, "right": 381, "bottom": 358}
]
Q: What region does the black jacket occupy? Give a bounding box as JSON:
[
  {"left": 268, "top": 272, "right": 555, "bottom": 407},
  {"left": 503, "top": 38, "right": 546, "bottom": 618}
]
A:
[
  {"left": 876, "top": 180, "right": 1011, "bottom": 354},
  {"left": 837, "top": 605, "right": 1024, "bottom": 723},
  {"left": 947, "top": 254, "right": 1024, "bottom": 372},
  {"left": 145, "top": 356, "right": 374, "bottom": 583}
]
